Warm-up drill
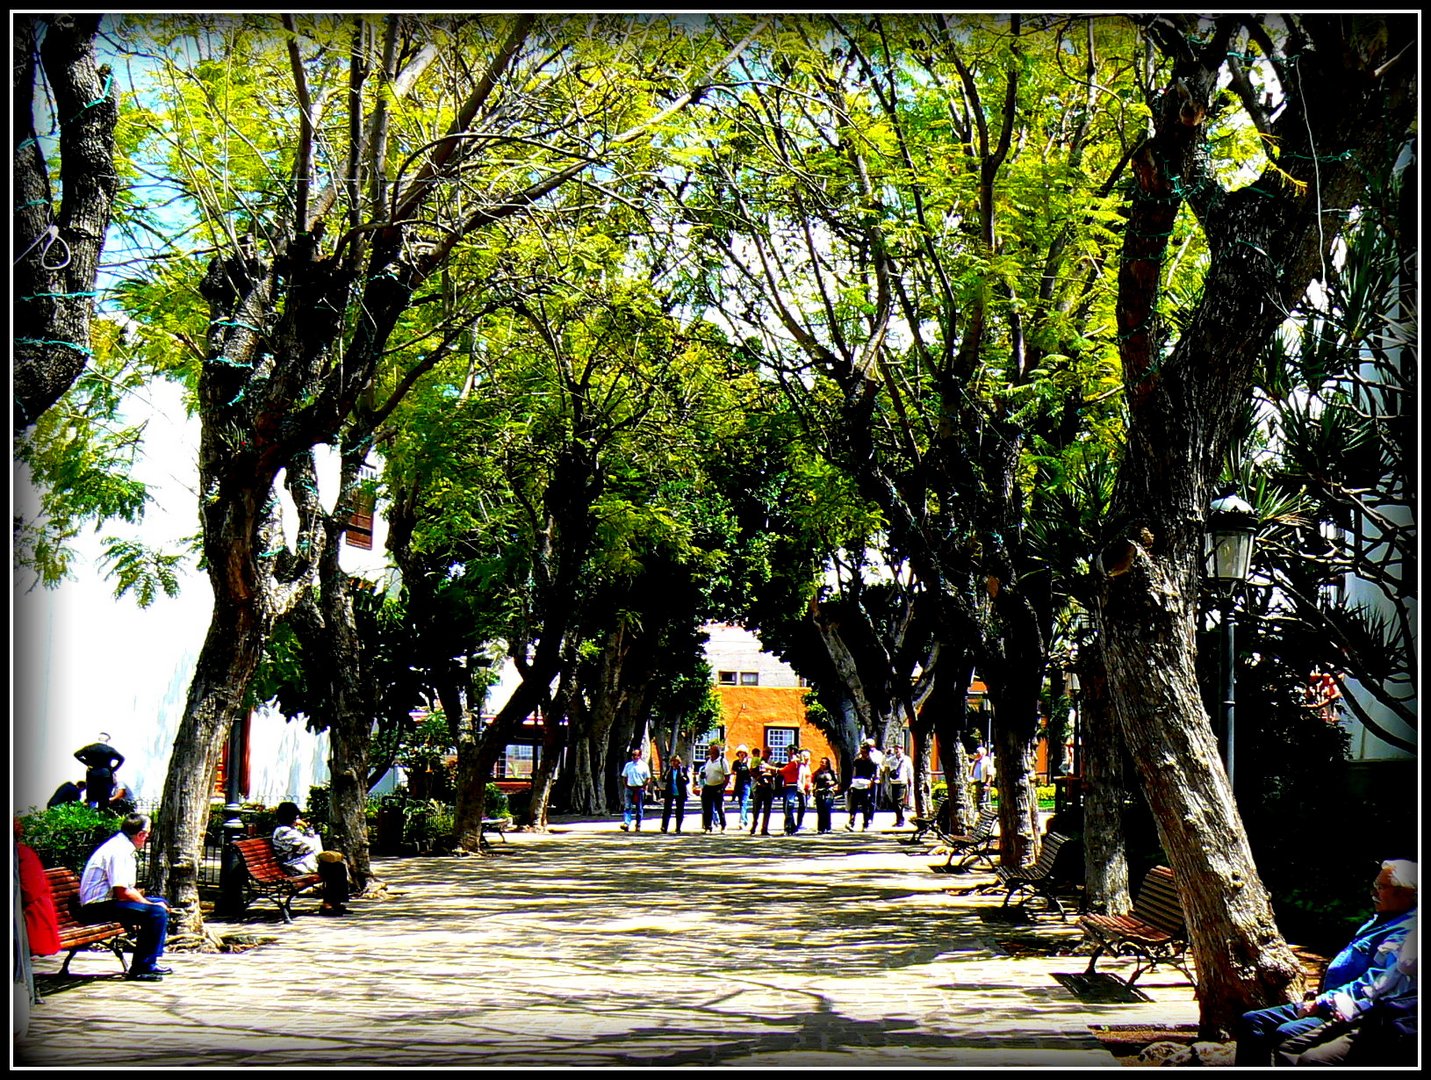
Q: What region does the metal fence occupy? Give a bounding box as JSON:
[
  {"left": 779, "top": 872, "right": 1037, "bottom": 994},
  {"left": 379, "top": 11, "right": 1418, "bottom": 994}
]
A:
[{"left": 129, "top": 799, "right": 277, "bottom": 890}]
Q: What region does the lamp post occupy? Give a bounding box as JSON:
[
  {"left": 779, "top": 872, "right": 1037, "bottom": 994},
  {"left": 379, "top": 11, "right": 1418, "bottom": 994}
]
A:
[{"left": 1204, "top": 491, "right": 1258, "bottom": 793}]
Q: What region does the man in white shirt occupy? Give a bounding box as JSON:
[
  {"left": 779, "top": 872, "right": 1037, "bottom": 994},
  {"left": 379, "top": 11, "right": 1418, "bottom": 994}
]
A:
[
  {"left": 864, "top": 739, "right": 885, "bottom": 813},
  {"left": 699, "top": 744, "right": 731, "bottom": 832},
  {"left": 885, "top": 743, "right": 914, "bottom": 826},
  {"left": 970, "top": 746, "right": 994, "bottom": 807},
  {"left": 620, "top": 747, "right": 652, "bottom": 832},
  {"left": 78, "top": 813, "right": 171, "bottom": 981}
]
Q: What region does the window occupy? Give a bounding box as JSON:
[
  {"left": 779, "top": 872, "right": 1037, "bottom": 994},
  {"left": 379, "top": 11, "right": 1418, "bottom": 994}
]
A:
[
  {"left": 739, "top": 671, "right": 759, "bottom": 686},
  {"left": 717, "top": 671, "right": 738, "bottom": 685},
  {"left": 345, "top": 487, "right": 376, "bottom": 550},
  {"left": 496, "top": 744, "right": 536, "bottom": 779},
  {"left": 765, "top": 727, "right": 798, "bottom": 764},
  {"left": 695, "top": 726, "right": 725, "bottom": 752}
]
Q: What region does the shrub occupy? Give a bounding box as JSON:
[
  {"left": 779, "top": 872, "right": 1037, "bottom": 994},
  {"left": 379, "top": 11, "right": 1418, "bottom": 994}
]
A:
[
  {"left": 18, "top": 803, "right": 122, "bottom": 873},
  {"left": 485, "top": 783, "right": 510, "bottom": 819}
]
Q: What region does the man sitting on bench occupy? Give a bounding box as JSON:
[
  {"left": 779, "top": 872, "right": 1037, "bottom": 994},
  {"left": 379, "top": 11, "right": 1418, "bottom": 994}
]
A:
[
  {"left": 272, "top": 802, "right": 350, "bottom": 917},
  {"left": 77, "top": 813, "right": 172, "bottom": 982}
]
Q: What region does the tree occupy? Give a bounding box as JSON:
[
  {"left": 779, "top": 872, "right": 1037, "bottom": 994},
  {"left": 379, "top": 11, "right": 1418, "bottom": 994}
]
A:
[
  {"left": 103, "top": 13, "right": 750, "bottom": 934},
  {"left": 667, "top": 14, "right": 1139, "bottom": 862},
  {"left": 1094, "top": 14, "right": 1416, "bottom": 1034},
  {"left": 14, "top": 14, "right": 119, "bottom": 430}
]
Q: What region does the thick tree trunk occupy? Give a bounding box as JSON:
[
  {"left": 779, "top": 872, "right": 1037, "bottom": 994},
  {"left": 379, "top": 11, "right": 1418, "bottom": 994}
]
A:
[
  {"left": 13, "top": 14, "right": 118, "bottom": 429},
  {"left": 148, "top": 608, "right": 262, "bottom": 940},
  {"left": 1078, "top": 633, "right": 1128, "bottom": 915},
  {"left": 1100, "top": 15, "right": 1414, "bottom": 1036},
  {"left": 991, "top": 720, "right": 1039, "bottom": 868},
  {"left": 568, "top": 736, "right": 602, "bottom": 816}
]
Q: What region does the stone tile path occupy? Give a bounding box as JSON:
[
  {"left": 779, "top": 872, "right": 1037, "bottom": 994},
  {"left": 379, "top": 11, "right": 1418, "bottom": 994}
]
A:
[{"left": 15, "top": 817, "right": 1198, "bottom": 1067}]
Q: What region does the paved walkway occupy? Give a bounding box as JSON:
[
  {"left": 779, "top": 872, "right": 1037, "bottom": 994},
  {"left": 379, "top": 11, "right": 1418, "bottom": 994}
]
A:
[{"left": 15, "top": 815, "right": 1198, "bottom": 1068}]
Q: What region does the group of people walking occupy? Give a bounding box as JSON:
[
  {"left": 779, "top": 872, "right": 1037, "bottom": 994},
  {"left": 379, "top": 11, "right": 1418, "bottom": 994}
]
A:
[{"left": 618, "top": 739, "right": 915, "bottom": 836}]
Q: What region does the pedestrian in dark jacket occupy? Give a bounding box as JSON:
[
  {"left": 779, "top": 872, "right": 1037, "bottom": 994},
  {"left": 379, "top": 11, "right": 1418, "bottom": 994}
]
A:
[{"left": 659, "top": 755, "right": 690, "bottom": 833}]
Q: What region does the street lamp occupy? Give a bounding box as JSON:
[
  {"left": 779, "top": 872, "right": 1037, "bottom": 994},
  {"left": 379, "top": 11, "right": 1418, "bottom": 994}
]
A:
[{"left": 1204, "top": 491, "right": 1258, "bottom": 792}]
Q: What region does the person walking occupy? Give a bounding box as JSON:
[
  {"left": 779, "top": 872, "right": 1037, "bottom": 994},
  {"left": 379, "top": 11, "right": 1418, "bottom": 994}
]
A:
[
  {"left": 845, "top": 745, "right": 877, "bottom": 831},
  {"left": 795, "top": 748, "right": 814, "bottom": 831},
  {"left": 658, "top": 754, "right": 689, "bottom": 833},
  {"left": 748, "top": 748, "right": 776, "bottom": 836},
  {"left": 698, "top": 743, "right": 731, "bottom": 832},
  {"left": 970, "top": 745, "right": 994, "bottom": 808},
  {"left": 811, "top": 756, "right": 839, "bottom": 833},
  {"left": 73, "top": 734, "right": 124, "bottom": 810},
  {"left": 77, "top": 813, "right": 171, "bottom": 981},
  {"left": 864, "top": 739, "right": 885, "bottom": 814},
  {"left": 620, "top": 747, "right": 651, "bottom": 832},
  {"left": 885, "top": 743, "right": 913, "bottom": 827},
  {"left": 779, "top": 750, "right": 808, "bottom": 834},
  {"left": 730, "top": 746, "right": 753, "bottom": 829}
]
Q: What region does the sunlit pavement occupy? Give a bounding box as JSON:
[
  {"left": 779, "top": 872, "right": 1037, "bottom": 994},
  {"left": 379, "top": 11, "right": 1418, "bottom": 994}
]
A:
[{"left": 15, "top": 814, "right": 1198, "bottom": 1067}]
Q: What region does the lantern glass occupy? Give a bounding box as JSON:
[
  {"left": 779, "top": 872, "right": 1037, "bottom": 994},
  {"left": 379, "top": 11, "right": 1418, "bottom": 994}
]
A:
[{"left": 1205, "top": 493, "right": 1258, "bottom": 584}]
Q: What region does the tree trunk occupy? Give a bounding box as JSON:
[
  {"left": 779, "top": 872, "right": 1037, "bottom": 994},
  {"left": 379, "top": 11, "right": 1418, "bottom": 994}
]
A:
[
  {"left": 568, "top": 735, "right": 602, "bottom": 816},
  {"left": 992, "top": 720, "right": 1039, "bottom": 868},
  {"left": 14, "top": 15, "right": 118, "bottom": 429},
  {"left": 1099, "top": 14, "right": 1414, "bottom": 1036},
  {"left": 148, "top": 608, "right": 263, "bottom": 939},
  {"left": 1078, "top": 633, "right": 1128, "bottom": 915}
]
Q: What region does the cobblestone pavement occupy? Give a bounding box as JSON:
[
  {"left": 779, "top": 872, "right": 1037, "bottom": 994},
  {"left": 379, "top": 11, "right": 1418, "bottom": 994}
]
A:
[{"left": 15, "top": 816, "right": 1198, "bottom": 1068}]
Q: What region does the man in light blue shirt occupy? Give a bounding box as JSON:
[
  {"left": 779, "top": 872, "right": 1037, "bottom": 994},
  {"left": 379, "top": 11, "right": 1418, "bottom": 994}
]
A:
[
  {"left": 619, "top": 747, "right": 651, "bottom": 832},
  {"left": 1236, "top": 859, "right": 1416, "bottom": 1065}
]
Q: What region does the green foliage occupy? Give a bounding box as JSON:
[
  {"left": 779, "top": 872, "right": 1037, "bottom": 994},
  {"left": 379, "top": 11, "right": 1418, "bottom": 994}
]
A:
[
  {"left": 17, "top": 803, "right": 122, "bottom": 873},
  {"left": 485, "top": 784, "right": 511, "bottom": 820},
  {"left": 13, "top": 320, "right": 159, "bottom": 592},
  {"left": 99, "top": 538, "right": 183, "bottom": 608}
]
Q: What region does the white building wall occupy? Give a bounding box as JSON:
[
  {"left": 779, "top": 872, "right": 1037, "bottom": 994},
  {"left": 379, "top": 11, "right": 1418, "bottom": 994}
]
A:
[
  {"left": 12, "top": 379, "right": 378, "bottom": 813},
  {"left": 702, "top": 622, "right": 801, "bottom": 687}
]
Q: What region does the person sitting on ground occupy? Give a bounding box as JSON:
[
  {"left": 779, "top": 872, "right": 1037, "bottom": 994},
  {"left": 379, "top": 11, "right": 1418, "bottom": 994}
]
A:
[
  {"left": 46, "top": 779, "right": 85, "bottom": 809},
  {"left": 1235, "top": 858, "right": 1417, "bottom": 1066},
  {"left": 77, "top": 812, "right": 172, "bottom": 981},
  {"left": 1277, "top": 919, "right": 1417, "bottom": 1066},
  {"left": 16, "top": 817, "right": 61, "bottom": 957},
  {"left": 271, "top": 802, "right": 350, "bottom": 916}
]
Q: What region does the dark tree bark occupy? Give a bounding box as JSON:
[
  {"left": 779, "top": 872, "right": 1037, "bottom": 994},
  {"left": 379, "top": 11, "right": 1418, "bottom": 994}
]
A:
[
  {"left": 1077, "top": 633, "right": 1129, "bottom": 915},
  {"left": 1099, "top": 13, "right": 1417, "bottom": 1036},
  {"left": 14, "top": 14, "right": 118, "bottom": 429}
]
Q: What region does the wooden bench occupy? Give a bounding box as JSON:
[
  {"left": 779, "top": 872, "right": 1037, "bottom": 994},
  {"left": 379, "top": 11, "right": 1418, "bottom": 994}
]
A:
[
  {"left": 903, "top": 796, "right": 949, "bottom": 845},
  {"left": 1080, "top": 865, "right": 1194, "bottom": 986},
  {"left": 41, "top": 867, "right": 129, "bottom": 975},
  {"left": 982, "top": 831, "right": 1075, "bottom": 918},
  {"left": 231, "top": 837, "right": 323, "bottom": 922},
  {"left": 929, "top": 806, "right": 1000, "bottom": 873}
]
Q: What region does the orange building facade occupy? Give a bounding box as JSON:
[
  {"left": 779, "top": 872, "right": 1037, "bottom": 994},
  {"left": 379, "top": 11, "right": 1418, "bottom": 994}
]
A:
[{"left": 712, "top": 685, "right": 837, "bottom": 766}]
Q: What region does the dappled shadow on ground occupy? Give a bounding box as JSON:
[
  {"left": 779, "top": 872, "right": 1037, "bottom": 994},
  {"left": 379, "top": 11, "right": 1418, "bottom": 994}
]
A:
[{"left": 19, "top": 825, "right": 1196, "bottom": 1067}]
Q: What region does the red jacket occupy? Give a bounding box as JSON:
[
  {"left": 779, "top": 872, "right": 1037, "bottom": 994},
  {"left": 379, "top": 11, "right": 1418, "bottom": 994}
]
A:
[{"left": 18, "top": 842, "right": 62, "bottom": 955}]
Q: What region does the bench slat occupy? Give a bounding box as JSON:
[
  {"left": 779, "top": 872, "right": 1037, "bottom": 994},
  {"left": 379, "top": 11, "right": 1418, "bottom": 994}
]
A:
[
  {"left": 1079, "top": 865, "right": 1193, "bottom": 986},
  {"left": 232, "top": 837, "right": 324, "bottom": 922},
  {"left": 39, "top": 867, "right": 129, "bottom": 974}
]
